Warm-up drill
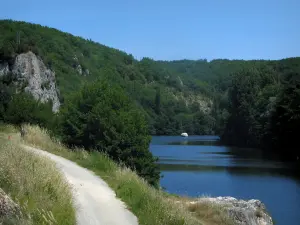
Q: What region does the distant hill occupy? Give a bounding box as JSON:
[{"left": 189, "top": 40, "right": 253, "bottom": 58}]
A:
[{"left": 1, "top": 19, "right": 300, "bottom": 136}]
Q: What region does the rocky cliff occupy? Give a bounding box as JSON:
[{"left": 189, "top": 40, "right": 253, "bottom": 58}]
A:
[{"left": 0, "top": 51, "right": 60, "bottom": 112}]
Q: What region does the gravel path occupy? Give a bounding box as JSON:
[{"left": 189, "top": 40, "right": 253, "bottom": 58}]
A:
[{"left": 23, "top": 145, "right": 138, "bottom": 225}]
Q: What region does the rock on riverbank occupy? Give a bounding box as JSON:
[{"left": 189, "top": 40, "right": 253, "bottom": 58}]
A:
[
  {"left": 195, "top": 197, "right": 273, "bottom": 225},
  {"left": 0, "top": 188, "right": 21, "bottom": 218}
]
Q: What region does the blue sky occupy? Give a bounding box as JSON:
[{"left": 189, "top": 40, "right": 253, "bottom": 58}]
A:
[{"left": 1, "top": 0, "right": 299, "bottom": 60}]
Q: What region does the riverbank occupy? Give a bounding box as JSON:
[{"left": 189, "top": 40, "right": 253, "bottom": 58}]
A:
[
  {"left": 20, "top": 124, "right": 235, "bottom": 225},
  {"left": 171, "top": 196, "right": 273, "bottom": 225},
  {"left": 1, "top": 124, "right": 275, "bottom": 224}
]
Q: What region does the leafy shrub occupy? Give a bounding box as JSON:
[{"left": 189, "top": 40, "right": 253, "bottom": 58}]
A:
[{"left": 59, "top": 80, "right": 160, "bottom": 186}]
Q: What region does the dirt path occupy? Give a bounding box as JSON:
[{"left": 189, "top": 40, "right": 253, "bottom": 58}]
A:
[{"left": 22, "top": 145, "right": 138, "bottom": 225}]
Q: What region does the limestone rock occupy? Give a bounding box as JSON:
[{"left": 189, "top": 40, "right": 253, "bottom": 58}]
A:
[
  {"left": 0, "top": 61, "right": 9, "bottom": 77},
  {"left": 0, "top": 188, "right": 20, "bottom": 217},
  {"left": 11, "top": 51, "right": 60, "bottom": 112},
  {"left": 178, "top": 76, "right": 183, "bottom": 86},
  {"left": 197, "top": 197, "right": 273, "bottom": 225},
  {"left": 76, "top": 64, "right": 82, "bottom": 75}
]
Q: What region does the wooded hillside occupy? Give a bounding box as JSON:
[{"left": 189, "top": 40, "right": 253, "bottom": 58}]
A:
[{"left": 1, "top": 19, "right": 300, "bottom": 161}]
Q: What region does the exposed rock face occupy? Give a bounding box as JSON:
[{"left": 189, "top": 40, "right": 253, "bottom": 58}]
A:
[
  {"left": 196, "top": 197, "right": 273, "bottom": 225},
  {"left": 178, "top": 76, "right": 184, "bottom": 86},
  {"left": 76, "top": 64, "right": 82, "bottom": 75},
  {"left": 1, "top": 51, "right": 60, "bottom": 112},
  {"left": 73, "top": 54, "right": 90, "bottom": 76},
  {"left": 0, "top": 61, "right": 9, "bottom": 77},
  {"left": 170, "top": 90, "right": 213, "bottom": 114},
  {"left": 0, "top": 188, "right": 21, "bottom": 217}
]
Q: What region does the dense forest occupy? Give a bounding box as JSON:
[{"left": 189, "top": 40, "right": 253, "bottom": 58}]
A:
[
  {"left": 0, "top": 19, "right": 245, "bottom": 136},
  {"left": 0, "top": 20, "right": 217, "bottom": 136},
  {"left": 1, "top": 19, "right": 300, "bottom": 181},
  {"left": 222, "top": 62, "right": 300, "bottom": 161}
]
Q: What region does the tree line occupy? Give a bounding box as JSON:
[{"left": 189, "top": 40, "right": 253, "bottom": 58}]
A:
[
  {"left": 0, "top": 20, "right": 228, "bottom": 136},
  {"left": 221, "top": 59, "right": 300, "bottom": 161}
]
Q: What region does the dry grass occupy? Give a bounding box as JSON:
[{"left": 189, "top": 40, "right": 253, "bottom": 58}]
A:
[
  {"left": 183, "top": 201, "right": 233, "bottom": 225},
  {"left": 22, "top": 124, "right": 234, "bottom": 225},
  {"left": 0, "top": 128, "right": 76, "bottom": 225},
  {"left": 0, "top": 123, "right": 17, "bottom": 135}
]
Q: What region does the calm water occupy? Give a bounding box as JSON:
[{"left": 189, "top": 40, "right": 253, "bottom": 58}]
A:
[{"left": 150, "top": 136, "right": 300, "bottom": 225}]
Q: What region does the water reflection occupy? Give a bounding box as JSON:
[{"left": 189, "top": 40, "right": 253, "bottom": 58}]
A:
[
  {"left": 167, "top": 140, "right": 220, "bottom": 146},
  {"left": 151, "top": 136, "right": 300, "bottom": 180},
  {"left": 158, "top": 163, "right": 300, "bottom": 180},
  {"left": 150, "top": 136, "right": 300, "bottom": 225}
]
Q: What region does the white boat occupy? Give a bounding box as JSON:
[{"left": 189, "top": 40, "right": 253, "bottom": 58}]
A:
[{"left": 181, "top": 132, "right": 188, "bottom": 137}]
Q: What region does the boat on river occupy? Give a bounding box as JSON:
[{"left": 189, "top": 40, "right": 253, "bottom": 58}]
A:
[{"left": 180, "top": 132, "right": 188, "bottom": 137}]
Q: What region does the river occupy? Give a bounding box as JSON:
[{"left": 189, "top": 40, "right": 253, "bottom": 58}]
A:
[{"left": 150, "top": 136, "right": 300, "bottom": 225}]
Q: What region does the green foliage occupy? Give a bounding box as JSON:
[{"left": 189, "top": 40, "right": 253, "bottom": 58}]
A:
[
  {"left": 0, "top": 88, "right": 53, "bottom": 130},
  {"left": 59, "top": 81, "right": 160, "bottom": 186},
  {"left": 4, "top": 92, "right": 53, "bottom": 128},
  {"left": 0, "top": 71, "right": 54, "bottom": 129},
  {"left": 0, "top": 83, "right": 13, "bottom": 121},
  {"left": 193, "top": 111, "right": 216, "bottom": 135},
  {"left": 223, "top": 67, "right": 277, "bottom": 145},
  {"left": 222, "top": 68, "right": 263, "bottom": 147},
  {"left": 2, "top": 19, "right": 300, "bottom": 162},
  {"left": 155, "top": 87, "right": 161, "bottom": 114},
  {"left": 221, "top": 63, "right": 300, "bottom": 161},
  {"left": 267, "top": 72, "right": 300, "bottom": 160},
  {"left": 0, "top": 19, "right": 227, "bottom": 135}
]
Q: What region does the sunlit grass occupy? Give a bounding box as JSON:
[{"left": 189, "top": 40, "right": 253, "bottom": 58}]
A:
[
  {"left": 0, "top": 129, "right": 76, "bottom": 225},
  {"left": 21, "top": 124, "right": 234, "bottom": 225}
]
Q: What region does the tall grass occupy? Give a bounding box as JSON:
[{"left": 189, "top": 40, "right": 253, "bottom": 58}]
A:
[
  {"left": 0, "top": 132, "right": 76, "bottom": 225},
  {"left": 23, "top": 125, "right": 234, "bottom": 225},
  {"left": 0, "top": 123, "right": 17, "bottom": 133}
]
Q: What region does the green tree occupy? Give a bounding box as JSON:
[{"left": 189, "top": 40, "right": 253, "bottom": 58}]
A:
[
  {"left": 222, "top": 68, "right": 262, "bottom": 146},
  {"left": 267, "top": 72, "right": 300, "bottom": 160},
  {"left": 0, "top": 83, "right": 12, "bottom": 121},
  {"left": 2, "top": 20, "right": 300, "bottom": 136},
  {"left": 60, "top": 81, "right": 160, "bottom": 186},
  {"left": 155, "top": 87, "right": 161, "bottom": 114},
  {"left": 4, "top": 92, "right": 54, "bottom": 128}
]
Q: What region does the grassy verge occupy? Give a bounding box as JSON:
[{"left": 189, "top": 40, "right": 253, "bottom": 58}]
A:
[
  {"left": 22, "top": 125, "right": 234, "bottom": 225},
  {"left": 0, "top": 127, "right": 76, "bottom": 225}
]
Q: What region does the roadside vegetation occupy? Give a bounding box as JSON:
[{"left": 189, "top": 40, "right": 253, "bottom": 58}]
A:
[
  {"left": 0, "top": 125, "right": 76, "bottom": 225},
  {"left": 22, "top": 124, "right": 234, "bottom": 225}
]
